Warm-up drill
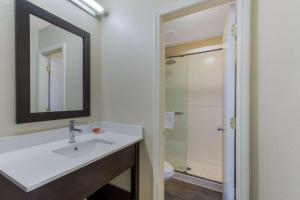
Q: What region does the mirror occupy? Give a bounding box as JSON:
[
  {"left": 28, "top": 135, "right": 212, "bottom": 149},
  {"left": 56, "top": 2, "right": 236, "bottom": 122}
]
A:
[
  {"left": 16, "top": 0, "right": 90, "bottom": 123},
  {"left": 30, "top": 15, "right": 83, "bottom": 113}
]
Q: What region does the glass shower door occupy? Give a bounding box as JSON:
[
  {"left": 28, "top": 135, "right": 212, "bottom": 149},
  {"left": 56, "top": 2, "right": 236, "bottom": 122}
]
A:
[{"left": 165, "top": 56, "right": 188, "bottom": 173}]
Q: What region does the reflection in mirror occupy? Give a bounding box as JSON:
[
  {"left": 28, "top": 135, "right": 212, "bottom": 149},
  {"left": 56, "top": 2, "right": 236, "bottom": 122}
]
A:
[{"left": 30, "top": 14, "right": 83, "bottom": 113}]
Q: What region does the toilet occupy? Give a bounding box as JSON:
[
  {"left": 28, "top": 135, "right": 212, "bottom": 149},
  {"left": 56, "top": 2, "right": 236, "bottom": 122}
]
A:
[{"left": 164, "top": 161, "right": 175, "bottom": 180}]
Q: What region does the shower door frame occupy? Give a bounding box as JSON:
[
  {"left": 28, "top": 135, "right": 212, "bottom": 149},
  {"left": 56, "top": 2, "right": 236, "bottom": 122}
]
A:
[
  {"left": 166, "top": 47, "right": 225, "bottom": 184},
  {"left": 153, "top": 0, "right": 251, "bottom": 200}
]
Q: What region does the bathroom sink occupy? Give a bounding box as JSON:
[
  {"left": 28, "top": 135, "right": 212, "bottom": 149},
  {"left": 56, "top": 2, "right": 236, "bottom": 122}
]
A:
[{"left": 53, "top": 139, "right": 115, "bottom": 158}]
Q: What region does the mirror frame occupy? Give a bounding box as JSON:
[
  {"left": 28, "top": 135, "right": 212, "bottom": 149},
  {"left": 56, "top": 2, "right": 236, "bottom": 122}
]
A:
[{"left": 15, "top": 0, "right": 90, "bottom": 124}]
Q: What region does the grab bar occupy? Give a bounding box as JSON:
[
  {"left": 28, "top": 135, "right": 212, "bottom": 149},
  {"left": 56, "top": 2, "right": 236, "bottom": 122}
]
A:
[{"left": 175, "top": 112, "right": 184, "bottom": 115}]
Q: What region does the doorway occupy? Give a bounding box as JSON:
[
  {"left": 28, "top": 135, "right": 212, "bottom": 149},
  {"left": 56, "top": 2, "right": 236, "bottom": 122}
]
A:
[
  {"left": 37, "top": 43, "right": 66, "bottom": 112},
  {"left": 164, "top": 3, "right": 235, "bottom": 199},
  {"left": 153, "top": 0, "right": 250, "bottom": 200}
]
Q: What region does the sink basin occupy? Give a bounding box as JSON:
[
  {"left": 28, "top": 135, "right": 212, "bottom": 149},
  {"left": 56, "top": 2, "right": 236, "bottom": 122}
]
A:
[{"left": 53, "top": 139, "right": 115, "bottom": 158}]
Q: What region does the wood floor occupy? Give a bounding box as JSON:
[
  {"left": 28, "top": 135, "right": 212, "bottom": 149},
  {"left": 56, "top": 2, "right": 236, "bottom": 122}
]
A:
[{"left": 165, "top": 179, "right": 222, "bottom": 200}]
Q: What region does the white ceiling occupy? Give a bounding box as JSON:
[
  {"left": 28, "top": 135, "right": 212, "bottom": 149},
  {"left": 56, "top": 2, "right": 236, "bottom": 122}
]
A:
[{"left": 165, "top": 3, "right": 230, "bottom": 47}]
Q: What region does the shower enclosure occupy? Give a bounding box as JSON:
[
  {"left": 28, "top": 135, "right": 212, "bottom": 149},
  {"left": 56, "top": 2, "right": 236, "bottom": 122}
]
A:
[{"left": 165, "top": 49, "right": 224, "bottom": 183}]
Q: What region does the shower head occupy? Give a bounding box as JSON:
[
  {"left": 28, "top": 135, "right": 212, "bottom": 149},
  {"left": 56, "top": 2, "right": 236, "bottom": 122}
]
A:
[{"left": 165, "top": 58, "right": 176, "bottom": 65}]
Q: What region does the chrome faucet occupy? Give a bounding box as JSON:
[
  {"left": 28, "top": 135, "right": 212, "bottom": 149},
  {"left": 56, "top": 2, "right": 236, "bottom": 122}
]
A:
[{"left": 69, "top": 120, "right": 82, "bottom": 143}]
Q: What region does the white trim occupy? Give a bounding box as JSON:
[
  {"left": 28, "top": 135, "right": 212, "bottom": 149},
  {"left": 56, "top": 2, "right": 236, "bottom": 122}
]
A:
[
  {"left": 235, "top": 0, "right": 250, "bottom": 199},
  {"left": 174, "top": 172, "right": 223, "bottom": 192},
  {"left": 37, "top": 42, "right": 67, "bottom": 111},
  {"left": 153, "top": 0, "right": 250, "bottom": 200},
  {"left": 166, "top": 44, "right": 223, "bottom": 58},
  {"left": 153, "top": 7, "right": 164, "bottom": 200}
]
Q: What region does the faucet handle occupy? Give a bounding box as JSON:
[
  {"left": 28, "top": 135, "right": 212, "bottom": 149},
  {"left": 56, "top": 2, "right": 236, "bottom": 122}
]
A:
[{"left": 69, "top": 120, "right": 79, "bottom": 126}]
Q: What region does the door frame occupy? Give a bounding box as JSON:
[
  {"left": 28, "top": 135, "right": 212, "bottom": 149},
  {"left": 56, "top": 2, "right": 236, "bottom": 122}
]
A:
[{"left": 152, "top": 0, "right": 250, "bottom": 200}]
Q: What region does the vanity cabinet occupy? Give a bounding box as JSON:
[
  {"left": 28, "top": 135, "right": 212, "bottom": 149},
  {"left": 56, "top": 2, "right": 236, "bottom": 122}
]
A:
[{"left": 0, "top": 143, "right": 139, "bottom": 200}]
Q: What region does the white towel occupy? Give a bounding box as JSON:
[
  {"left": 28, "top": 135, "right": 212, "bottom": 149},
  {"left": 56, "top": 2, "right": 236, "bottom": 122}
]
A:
[{"left": 164, "top": 112, "right": 175, "bottom": 129}]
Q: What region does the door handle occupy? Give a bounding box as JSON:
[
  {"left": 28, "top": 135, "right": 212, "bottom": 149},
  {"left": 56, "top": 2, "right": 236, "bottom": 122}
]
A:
[{"left": 217, "top": 127, "right": 224, "bottom": 132}]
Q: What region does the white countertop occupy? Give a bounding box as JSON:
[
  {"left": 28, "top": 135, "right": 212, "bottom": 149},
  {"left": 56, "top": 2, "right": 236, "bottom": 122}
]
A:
[{"left": 0, "top": 122, "right": 143, "bottom": 192}]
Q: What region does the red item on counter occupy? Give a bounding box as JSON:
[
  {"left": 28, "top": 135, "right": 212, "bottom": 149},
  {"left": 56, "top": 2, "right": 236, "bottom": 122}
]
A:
[{"left": 92, "top": 127, "right": 104, "bottom": 134}]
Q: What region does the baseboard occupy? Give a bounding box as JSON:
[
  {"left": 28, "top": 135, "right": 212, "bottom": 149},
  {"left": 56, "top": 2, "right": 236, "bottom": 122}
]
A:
[
  {"left": 88, "top": 184, "right": 131, "bottom": 200},
  {"left": 174, "top": 172, "right": 223, "bottom": 192}
]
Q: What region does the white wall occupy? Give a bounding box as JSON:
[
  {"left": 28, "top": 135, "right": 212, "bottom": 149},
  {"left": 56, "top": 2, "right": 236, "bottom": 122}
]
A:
[
  {"left": 30, "top": 26, "right": 39, "bottom": 113},
  {"left": 0, "top": 0, "right": 100, "bottom": 135},
  {"left": 97, "top": 0, "right": 177, "bottom": 199},
  {"left": 254, "top": 0, "right": 300, "bottom": 199}
]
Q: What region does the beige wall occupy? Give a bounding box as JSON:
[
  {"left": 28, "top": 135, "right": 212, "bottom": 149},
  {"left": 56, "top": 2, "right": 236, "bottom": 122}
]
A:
[
  {"left": 97, "top": 0, "right": 177, "bottom": 199},
  {"left": 252, "top": 0, "right": 300, "bottom": 199},
  {"left": 0, "top": 0, "right": 100, "bottom": 137},
  {"left": 165, "top": 36, "right": 223, "bottom": 57}
]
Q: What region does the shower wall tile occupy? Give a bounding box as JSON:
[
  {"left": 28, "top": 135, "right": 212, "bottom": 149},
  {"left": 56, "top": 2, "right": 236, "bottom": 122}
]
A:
[
  {"left": 187, "top": 106, "right": 223, "bottom": 165},
  {"left": 187, "top": 50, "right": 224, "bottom": 107}
]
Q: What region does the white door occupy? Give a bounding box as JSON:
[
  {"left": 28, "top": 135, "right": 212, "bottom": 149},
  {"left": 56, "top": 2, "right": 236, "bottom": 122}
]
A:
[
  {"left": 37, "top": 54, "right": 49, "bottom": 112},
  {"left": 187, "top": 50, "right": 224, "bottom": 182},
  {"left": 49, "top": 51, "right": 64, "bottom": 111},
  {"left": 222, "top": 4, "right": 236, "bottom": 200},
  {"left": 37, "top": 50, "right": 65, "bottom": 112}
]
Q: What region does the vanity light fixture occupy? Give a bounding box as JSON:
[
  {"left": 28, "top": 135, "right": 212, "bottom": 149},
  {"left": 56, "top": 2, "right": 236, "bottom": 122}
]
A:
[{"left": 69, "top": 0, "right": 105, "bottom": 17}]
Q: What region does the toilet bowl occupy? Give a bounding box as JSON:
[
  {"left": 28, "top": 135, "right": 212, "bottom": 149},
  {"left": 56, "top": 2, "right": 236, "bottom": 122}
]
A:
[{"left": 164, "top": 161, "right": 174, "bottom": 180}]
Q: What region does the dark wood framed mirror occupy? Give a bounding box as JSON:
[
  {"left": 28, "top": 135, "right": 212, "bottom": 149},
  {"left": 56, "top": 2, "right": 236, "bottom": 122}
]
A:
[{"left": 15, "top": 0, "right": 90, "bottom": 124}]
